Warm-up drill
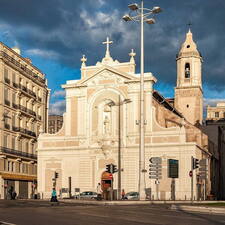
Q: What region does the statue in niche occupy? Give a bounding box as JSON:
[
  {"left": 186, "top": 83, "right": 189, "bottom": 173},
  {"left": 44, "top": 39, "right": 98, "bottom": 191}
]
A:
[{"left": 103, "top": 103, "right": 112, "bottom": 135}]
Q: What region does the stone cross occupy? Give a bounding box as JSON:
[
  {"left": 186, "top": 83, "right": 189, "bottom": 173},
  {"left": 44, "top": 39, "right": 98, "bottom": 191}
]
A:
[{"left": 102, "top": 37, "right": 113, "bottom": 58}]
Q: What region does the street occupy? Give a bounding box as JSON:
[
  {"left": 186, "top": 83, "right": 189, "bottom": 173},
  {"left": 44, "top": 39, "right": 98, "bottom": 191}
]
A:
[{"left": 0, "top": 200, "right": 225, "bottom": 225}]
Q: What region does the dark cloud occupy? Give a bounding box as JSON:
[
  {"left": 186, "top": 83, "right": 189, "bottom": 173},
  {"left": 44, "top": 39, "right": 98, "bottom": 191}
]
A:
[{"left": 0, "top": 0, "right": 224, "bottom": 90}]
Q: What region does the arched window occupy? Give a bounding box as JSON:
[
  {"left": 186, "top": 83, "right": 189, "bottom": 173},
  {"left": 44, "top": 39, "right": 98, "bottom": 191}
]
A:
[{"left": 185, "top": 63, "right": 190, "bottom": 78}]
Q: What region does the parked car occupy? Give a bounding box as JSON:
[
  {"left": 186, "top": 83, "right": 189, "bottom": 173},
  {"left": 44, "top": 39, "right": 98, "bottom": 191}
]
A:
[
  {"left": 79, "top": 191, "right": 98, "bottom": 199},
  {"left": 124, "top": 192, "right": 139, "bottom": 200}
]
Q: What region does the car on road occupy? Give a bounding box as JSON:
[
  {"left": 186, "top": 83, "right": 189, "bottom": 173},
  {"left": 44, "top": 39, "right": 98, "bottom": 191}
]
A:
[
  {"left": 124, "top": 192, "right": 139, "bottom": 200},
  {"left": 79, "top": 191, "right": 98, "bottom": 199}
]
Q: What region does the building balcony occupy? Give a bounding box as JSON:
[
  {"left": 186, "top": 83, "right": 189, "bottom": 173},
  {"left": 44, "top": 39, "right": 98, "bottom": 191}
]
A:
[
  {"left": 17, "top": 105, "right": 36, "bottom": 117},
  {"left": 4, "top": 123, "right": 10, "bottom": 130},
  {"left": 4, "top": 77, "right": 10, "bottom": 84},
  {"left": 12, "top": 126, "right": 37, "bottom": 138},
  {"left": 0, "top": 51, "right": 46, "bottom": 85},
  {"left": 37, "top": 97, "right": 42, "bottom": 102},
  {"left": 4, "top": 99, "right": 10, "bottom": 106},
  {"left": 13, "top": 82, "right": 18, "bottom": 88},
  {"left": 0, "top": 146, "right": 37, "bottom": 160},
  {"left": 18, "top": 84, "right": 37, "bottom": 99}
]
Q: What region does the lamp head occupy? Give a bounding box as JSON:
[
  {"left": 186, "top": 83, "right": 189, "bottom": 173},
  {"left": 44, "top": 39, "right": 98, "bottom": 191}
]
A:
[
  {"left": 122, "top": 14, "right": 132, "bottom": 22},
  {"left": 146, "top": 18, "right": 155, "bottom": 25},
  {"left": 151, "top": 6, "right": 162, "bottom": 14},
  {"left": 128, "top": 3, "right": 139, "bottom": 11}
]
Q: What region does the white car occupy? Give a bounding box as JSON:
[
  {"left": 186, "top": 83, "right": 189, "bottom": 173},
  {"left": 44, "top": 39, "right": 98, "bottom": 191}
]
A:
[
  {"left": 79, "top": 191, "right": 98, "bottom": 199},
  {"left": 124, "top": 192, "right": 139, "bottom": 200}
]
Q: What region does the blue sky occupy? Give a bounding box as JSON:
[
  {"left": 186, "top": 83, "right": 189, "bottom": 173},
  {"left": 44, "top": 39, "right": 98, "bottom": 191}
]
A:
[{"left": 0, "top": 0, "right": 225, "bottom": 115}]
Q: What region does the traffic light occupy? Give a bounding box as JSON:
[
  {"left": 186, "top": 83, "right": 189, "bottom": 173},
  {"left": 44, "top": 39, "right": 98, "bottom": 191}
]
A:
[
  {"left": 55, "top": 172, "right": 59, "bottom": 179},
  {"left": 106, "top": 164, "right": 111, "bottom": 173},
  {"left": 112, "top": 164, "right": 117, "bottom": 173},
  {"left": 106, "top": 164, "right": 117, "bottom": 173},
  {"left": 192, "top": 158, "right": 199, "bottom": 170}
]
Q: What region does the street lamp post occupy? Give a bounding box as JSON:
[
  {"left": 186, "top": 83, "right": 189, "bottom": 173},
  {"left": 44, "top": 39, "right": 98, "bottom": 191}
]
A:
[
  {"left": 108, "top": 97, "right": 131, "bottom": 200},
  {"left": 123, "top": 1, "right": 162, "bottom": 200}
]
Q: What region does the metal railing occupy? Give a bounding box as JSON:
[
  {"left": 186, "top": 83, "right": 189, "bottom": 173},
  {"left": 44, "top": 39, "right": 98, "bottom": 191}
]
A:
[
  {"left": 0, "top": 51, "right": 46, "bottom": 85},
  {"left": 4, "top": 123, "right": 10, "bottom": 130},
  {"left": 4, "top": 77, "right": 10, "bottom": 84},
  {"left": 12, "top": 126, "right": 36, "bottom": 137},
  {"left": 0, "top": 146, "right": 37, "bottom": 159},
  {"left": 4, "top": 99, "right": 10, "bottom": 106}
]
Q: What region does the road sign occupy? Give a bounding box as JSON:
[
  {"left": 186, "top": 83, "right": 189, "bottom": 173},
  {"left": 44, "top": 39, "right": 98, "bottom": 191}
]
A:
[
  {"left": 189, "top": 171, "right": 193, "bottom": 177},
  {"left": 149, "top": 164, "right": 162, "bottom": 168},
  {"left": 149, "top": 167, "right": 162, "bottom": 171},
  {"left": 149, "top": 176, "right": 162, "bottom": 179},
  {"left": 150, "top": 157, "right": 162, "bottom": 164},
  {"left": 149, "top": 172, "right": 162, "bottom": 175}
]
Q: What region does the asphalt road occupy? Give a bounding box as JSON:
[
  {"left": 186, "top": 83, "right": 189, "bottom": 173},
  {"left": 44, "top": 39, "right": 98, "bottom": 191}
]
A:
[{"left": 0, "top": 200, "right": 225, "bottom": 225}]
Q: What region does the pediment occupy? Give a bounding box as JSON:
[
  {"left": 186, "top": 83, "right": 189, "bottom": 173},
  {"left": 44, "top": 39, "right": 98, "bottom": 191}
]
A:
[{"left": 78, "top": 65, "right": 137, "bottom": 86}]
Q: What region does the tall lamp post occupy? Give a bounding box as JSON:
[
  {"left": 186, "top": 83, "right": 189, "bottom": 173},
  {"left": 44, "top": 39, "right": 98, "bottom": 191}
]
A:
[
  {"left": 123, "top": 2, "right": 162, "bottom": 200},
  {"left": 108, "top": 97, "right": 131, "bottom": 200}
]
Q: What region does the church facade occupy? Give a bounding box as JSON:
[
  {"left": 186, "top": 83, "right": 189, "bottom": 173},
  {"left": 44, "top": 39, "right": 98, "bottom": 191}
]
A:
[{"left": 37, "top": 31, "right": 210, "bottom": 200}]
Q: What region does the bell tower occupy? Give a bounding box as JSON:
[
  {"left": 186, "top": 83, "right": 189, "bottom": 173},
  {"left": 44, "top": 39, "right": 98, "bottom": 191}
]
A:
[{"left": 175, "top": 29, "right": 203, "bottom": 125}]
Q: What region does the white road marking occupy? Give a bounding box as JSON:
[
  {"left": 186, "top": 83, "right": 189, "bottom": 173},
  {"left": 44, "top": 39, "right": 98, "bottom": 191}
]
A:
[{"left": 0, "top": 221, "right": 16, "bottom": 225}]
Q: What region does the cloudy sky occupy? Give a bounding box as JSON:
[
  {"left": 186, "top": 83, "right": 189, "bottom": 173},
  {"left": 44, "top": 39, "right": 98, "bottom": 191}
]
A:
[{"left": 0, "top": 0, "right": 224, "bottom": 116}]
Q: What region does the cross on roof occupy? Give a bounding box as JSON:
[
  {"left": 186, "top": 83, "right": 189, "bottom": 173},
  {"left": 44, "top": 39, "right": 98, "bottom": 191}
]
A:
[
  {"left": 102, "top": 37, "right": 113, "bottom": 55},
  {"left": 187, "top": 22, "right": 192, "bottom": 28}
]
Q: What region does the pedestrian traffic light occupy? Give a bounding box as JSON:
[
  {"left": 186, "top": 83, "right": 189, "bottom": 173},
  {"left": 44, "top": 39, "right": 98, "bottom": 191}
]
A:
[
  {"left": 192, "top": 158, "right": 199, "bottom": 170},
  {"left": 55, "top": 172, "right": 59, "bottom": 179},
  {"left": 106, "top": 164, "right": 111, "bottom": 173}
]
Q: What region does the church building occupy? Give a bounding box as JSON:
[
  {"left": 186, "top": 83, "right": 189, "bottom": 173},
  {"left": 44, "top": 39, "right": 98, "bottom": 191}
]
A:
[{"left": 37, "top": 30, "right": 210, "bottom": 200}]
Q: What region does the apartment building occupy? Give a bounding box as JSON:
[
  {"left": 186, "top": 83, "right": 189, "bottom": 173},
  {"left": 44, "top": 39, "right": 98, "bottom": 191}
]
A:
[
  {"left": 0, "top": 43, "right": 49, "bottom": 199},
  {"left": 48, "top": 115, "right": 63, "bottom": 134},
  {"left": 207, "top": 103, "right": 225, "bottom": 120}
]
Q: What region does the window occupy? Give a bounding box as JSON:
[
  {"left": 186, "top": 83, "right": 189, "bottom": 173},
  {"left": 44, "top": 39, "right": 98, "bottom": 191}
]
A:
[
  {"left": 4, "top": 88, "right": 9, "bottom": 101},
  {"left": 12, "top": 162, "right": 14, "bottom": 172},
  {"left": 215, "top": 112, "right": 219, "bottom": 118},
  {"left": 12, "top": 113, "right": 16, "bottom": 127},
  {"left": 25, "top": 141, "right": 29, "bottom": 153},
  {"left": 12, "top": 72, "right": 15, "bottom": 83},
  {"left": 18, "top": 140, "right": 23, "bottom": 151},
  {"left": 12, "top": 92, "right": 16, "bottom": 104},
  {"left": 12, "top": 136, "right": 16, "bottom": 150},
  {"left": 3, "top": 135, "right": 8, "bottom": 148},
  {"left": 8, "top": 161, "right": 11, "bottom": 171},
  {"left": 4, "top": 68, "right": 8, "bottom": 79},
  {"left": 185, "top": 63, "right": 190, "bottom": 78}
]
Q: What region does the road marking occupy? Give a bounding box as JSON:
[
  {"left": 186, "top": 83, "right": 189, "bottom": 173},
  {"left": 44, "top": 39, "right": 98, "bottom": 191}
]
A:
[{"left": 0, "top": 221, "right": 16, "bottom": 225}]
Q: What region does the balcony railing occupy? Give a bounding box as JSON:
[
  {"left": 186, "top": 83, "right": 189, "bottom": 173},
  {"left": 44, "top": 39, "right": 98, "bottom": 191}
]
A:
[
  {"left": 12, "top": 126, "right": 36, "bottom": 137},
  {"left": 0, "top": 51, "right": 46, "bottom": 85},
  {"left": 13, "top": 82, "right": 18, "bottom": 88},
  {"left": 17, "top": 104, "right": 36, "bottom": 117},
  {"left": 4, "top": 99, "right": 10, "bottom": 106},
  {"left": 0, "top": 146, "right": 37, "bottom": 160},
  {"left": 4, "top": 123, "right": 10, "bottom": 130},
  {"left": 4, "top": 77, "right": 10, "bottom": 84}
]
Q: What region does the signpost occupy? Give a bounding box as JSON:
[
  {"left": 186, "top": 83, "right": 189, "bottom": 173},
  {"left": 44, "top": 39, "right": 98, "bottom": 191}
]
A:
[{"left": 149, "top": 157, "right": 162, "bottom": 200}]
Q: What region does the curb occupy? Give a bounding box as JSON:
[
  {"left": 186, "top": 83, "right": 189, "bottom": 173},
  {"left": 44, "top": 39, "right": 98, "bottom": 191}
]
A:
[{"left": 171, "top": 205, "right": 225, "bottom": 214}]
